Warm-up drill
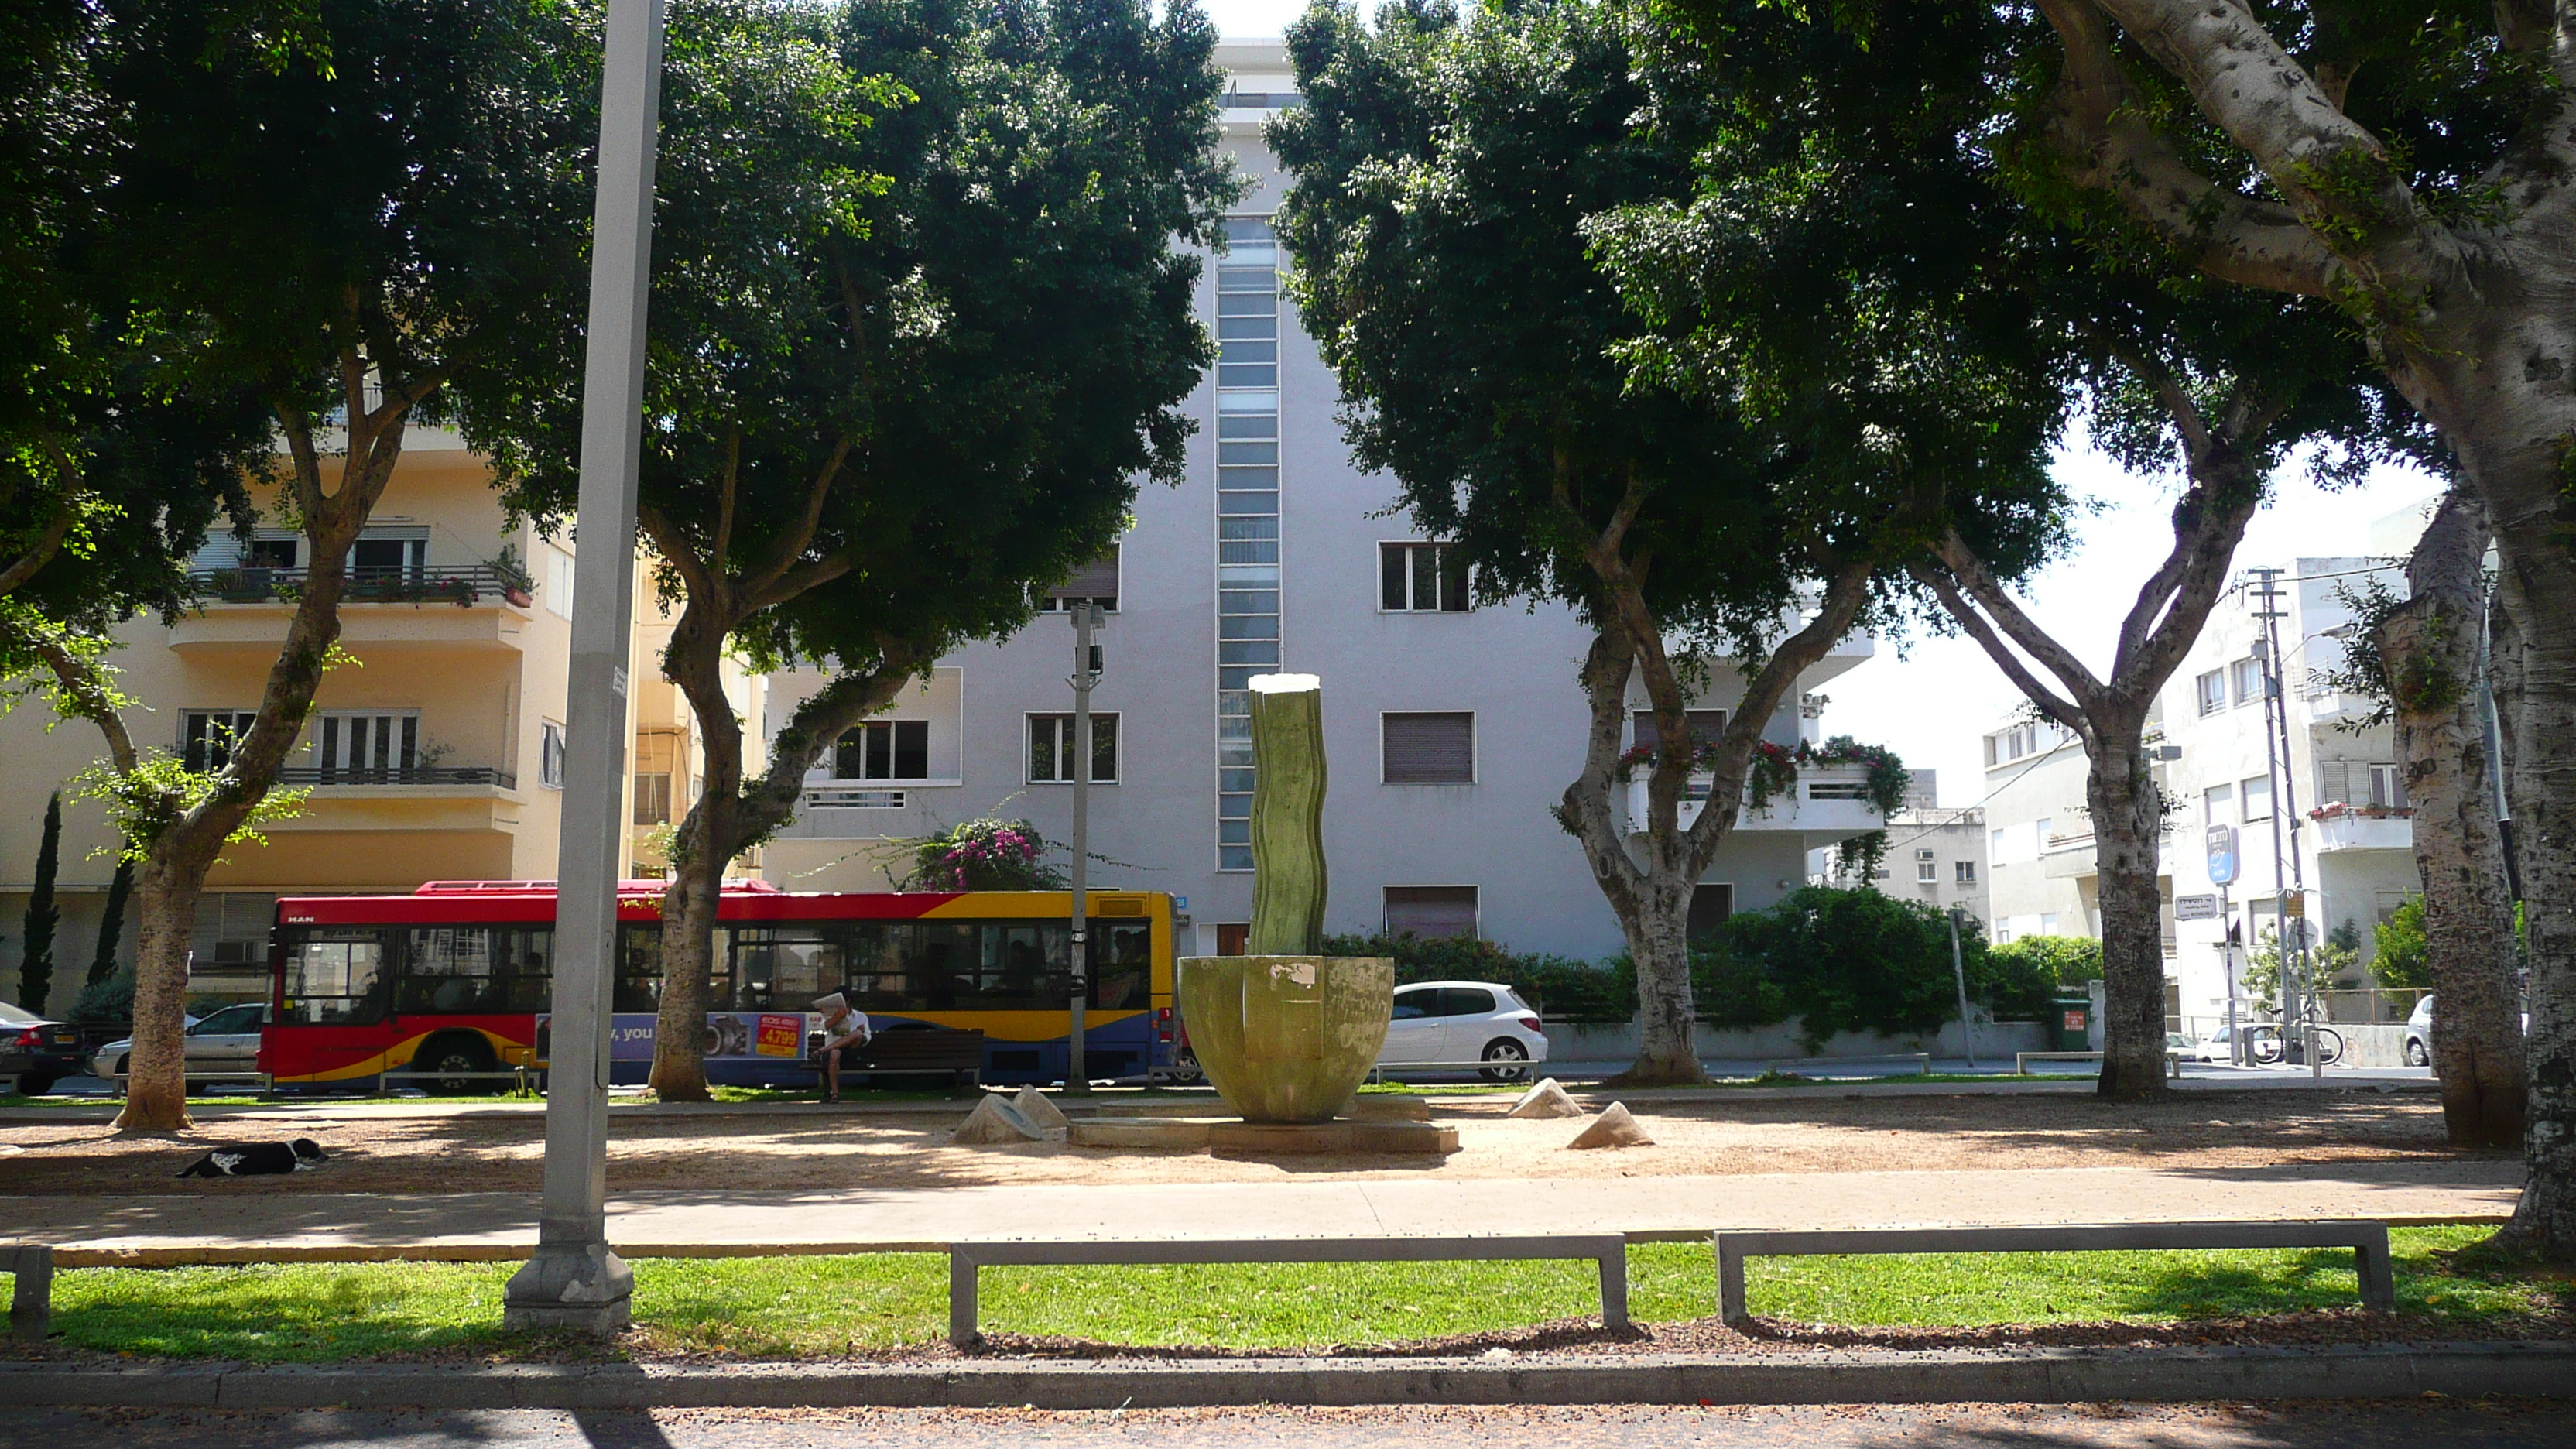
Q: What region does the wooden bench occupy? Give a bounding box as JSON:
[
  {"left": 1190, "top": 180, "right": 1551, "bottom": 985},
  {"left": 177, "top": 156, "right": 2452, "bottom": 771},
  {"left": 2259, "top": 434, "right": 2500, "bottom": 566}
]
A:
[
  {"left": 947, "top": 1235, "right": 1629, "bottom": 1345},
  {"left": 5, "top": 1243, "right": 52, "bottom": 1343},
  {"left": 1712, "top": 1220, "right": 2396, "bottom": 1325},
  {"left": 793, "top": 1028, "right": 987, "bottom": 1088}
]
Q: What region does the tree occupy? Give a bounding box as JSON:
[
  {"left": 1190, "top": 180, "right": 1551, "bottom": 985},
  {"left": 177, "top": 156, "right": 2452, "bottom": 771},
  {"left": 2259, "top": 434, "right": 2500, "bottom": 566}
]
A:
[
  {"left": 57, "top": 0, "right": 595, "bottom": 1132},
  {"left": 18, "top": 793, "right": 62, "bottom": 1014},
  {"left": 2372, "top": 896, "right": 2430, "bottom": 991},
  {"left": 2321, "top": 488, "right": 2524, "bottom": 1142},
  {"left": 466, "top": 0, "right": 1235, "bottom": 1099},
  {"left": 86, "top": 858, "right": 132, "bottom": 986},
  {"left": 1625, "top": 0, "right": 2405, "bottom": 1100},
  {"left": 2005, "top": 0, "right": 2576, "bottom": 1261},
  {"left": 1273, "top": 0, "right": 2060, "bottom": 1083}
]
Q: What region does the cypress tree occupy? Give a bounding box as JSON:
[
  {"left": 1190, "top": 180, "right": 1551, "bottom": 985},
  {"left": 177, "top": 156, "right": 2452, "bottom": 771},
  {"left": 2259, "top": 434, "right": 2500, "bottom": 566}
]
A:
[
  {"left": 87, "top": 858, "right": 132, "bottom": 986},
  {"left": 19, "top": 794, "right": 61, "bottom": 1013}
]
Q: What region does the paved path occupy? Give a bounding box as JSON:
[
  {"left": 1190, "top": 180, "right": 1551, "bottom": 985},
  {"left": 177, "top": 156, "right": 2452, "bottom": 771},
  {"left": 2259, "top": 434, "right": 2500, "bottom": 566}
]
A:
[
  {"left": 5, "top": 1400, "right": 2572, "bottom": 1449},
  {"left": 5, "top": 1159, "right": 2519, "bottom": 1260}
]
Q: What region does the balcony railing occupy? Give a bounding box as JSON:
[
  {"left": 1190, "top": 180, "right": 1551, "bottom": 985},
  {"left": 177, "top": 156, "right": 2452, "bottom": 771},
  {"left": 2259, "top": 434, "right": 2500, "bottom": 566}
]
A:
[
  {"left": 275, "top": 765, "right": 517, "bottom": 789},
  {"left": 188, "top": 565, "right": 532, "bottom": 608}
]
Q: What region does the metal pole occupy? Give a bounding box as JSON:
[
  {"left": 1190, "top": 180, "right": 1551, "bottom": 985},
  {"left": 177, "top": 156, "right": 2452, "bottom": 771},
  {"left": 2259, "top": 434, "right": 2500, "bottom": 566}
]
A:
[
  {"left": 502, "top": 0, "right": 664, "bottom": 1336},
  {"left": 1065, "top": 601, "right": 1100, "bottom": 1094},
  {"left": 2253, "top": 570, "right": 2321, "bottom": 1077},
  {"left": 1947, "top": 906, "right": 1977, "bottom": 1069},
  {"left": 2221, "top": 886, "right": 2241, "bottom": 1066},
  {"left": 2249, "top": 571, "right": 2299, "bottom": 1067}
]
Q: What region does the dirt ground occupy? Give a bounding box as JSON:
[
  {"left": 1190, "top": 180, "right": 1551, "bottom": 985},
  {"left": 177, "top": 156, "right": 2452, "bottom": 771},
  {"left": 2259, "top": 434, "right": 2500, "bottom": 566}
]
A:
[{"left": 0, "top": 1088, "right": 2498, "bottom": 1197}]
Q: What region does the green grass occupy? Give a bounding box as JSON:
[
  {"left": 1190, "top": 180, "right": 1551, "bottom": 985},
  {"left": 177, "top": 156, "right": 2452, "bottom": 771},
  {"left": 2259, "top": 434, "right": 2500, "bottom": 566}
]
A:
[{"left": 36, "top": 1227, "right": 2564, "bottom": 1362}]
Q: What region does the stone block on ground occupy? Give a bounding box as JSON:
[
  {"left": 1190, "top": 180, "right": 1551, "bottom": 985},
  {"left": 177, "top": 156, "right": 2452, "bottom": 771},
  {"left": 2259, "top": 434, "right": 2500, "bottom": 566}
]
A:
[
  {"left": 950, "top": 1094, "right": 1043, "bottom": 1146},
  {"left": 1207, "top": 1119, "right": 1459, "bottom": 1156},
  {"left": 1337, "top": 1094, "right": 1432, "bottom": 1121},
  {"left": 1506, "top": 1078, "right": 1584, "bottom": 1119},
  {"left": 1565, "top": 1101, "right": 1653, "bottom": 1150},
  {"left": 1011, "top": 1086, "right": 1070, "bottom": 1130},
  {"left": 1067, "top": 1118, "right": 1216, "bottom": 1150}
]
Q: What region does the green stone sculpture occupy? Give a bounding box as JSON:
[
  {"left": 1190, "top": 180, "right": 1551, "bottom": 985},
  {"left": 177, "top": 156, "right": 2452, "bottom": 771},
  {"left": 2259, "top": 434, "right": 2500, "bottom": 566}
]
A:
[{"left": 1177, "top": 673, "right": 1394, "bottom": 1125}]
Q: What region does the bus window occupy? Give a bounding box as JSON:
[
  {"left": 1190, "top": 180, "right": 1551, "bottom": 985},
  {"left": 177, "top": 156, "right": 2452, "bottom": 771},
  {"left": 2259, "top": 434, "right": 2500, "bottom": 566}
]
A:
[
  {"left": 283, "top": 931, "right": 389, "bottom": 1025},
  {"left": 505, "top": 928, "right": 554, "bottom": 1010},
  {"left": 398, "top": 927, "right": 553, "bottom": 1014},
  {"left": 841, "top": 923, "right": 920, "bottom": 1012},
  {"left": 730, "top": 929, "right": 841, "bottom": 1010},
  {"left": 1090, "top": 921, "right": 1152, "bottom": 1011},
  {"left": 616, "top": 923, "right": 661, "bottom": 1012}
]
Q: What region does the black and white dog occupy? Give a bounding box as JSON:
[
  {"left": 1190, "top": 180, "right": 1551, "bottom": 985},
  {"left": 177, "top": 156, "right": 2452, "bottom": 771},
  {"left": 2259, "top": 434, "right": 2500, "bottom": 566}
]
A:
[{"left": 175, "top": 1139, "right": 329, "bottom": 1178}]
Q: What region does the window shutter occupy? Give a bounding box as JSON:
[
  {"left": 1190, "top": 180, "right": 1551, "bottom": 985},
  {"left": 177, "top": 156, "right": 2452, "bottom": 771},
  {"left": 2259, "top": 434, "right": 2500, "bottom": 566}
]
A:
[
  {"left": 1630, "top": 710, "right": 1727, "bottom": 749},
  {"left": 1382, "top": 712, "right": 1475, "bottom": 783},
  {"left": 1384, "top": 886, "right": 1477, "bottom": 939}
]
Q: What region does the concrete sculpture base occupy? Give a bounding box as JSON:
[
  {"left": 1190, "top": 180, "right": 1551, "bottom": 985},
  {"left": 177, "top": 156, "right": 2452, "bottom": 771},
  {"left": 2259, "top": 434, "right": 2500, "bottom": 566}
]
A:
[
  {"left": 1176, "top": 954, "right": 1394, "bottom": 1124},
  {"left": 1209, "top": 1120, "right": 1459, "bottom": 1156}
]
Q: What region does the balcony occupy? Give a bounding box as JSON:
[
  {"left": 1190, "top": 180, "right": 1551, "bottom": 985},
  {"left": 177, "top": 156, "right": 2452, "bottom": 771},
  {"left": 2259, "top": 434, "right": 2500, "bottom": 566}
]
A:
[
  {"left": 170, "top": 566, "right": 537, "bottom": 653},
  {"left": 2312, "top": 807, "right": 2413, "bottom": 853},
  {"left": 1627, "top": 763, "right": 1886, "bottom": 848},
  {"left": 276, "top": 765, "right": 517, "bottom": 790}
]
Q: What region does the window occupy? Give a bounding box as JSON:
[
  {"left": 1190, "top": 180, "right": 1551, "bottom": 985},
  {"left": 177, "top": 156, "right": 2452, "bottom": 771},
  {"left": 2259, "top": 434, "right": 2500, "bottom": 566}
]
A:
[
  {"left": 398, "top": 926, "right": 554, "bottom": 1014},
  {"left": 1688, "top": 883, "right": 1733, "bottom": 942},
  {"left": 835, "top": 719, "right": 931, "bottom": 781},
  {"left": 2195, "top": 670, "right": 2226, "bottom": 717},
  {"left": 1041, "top": 546, "right": 1121, "bottom": 611},
  {"left": 545, "top": 546, "right": 574, "bottom": 618},
  {"left": 1630, "top": 709, "right": 1728, "bottom": 752},
  {"left": 2035, "top": 817, "right": 2054, "bottom": 849},
  {"left": 2203, "top": 782, "right": 2232, "bottom": 824},
  {"left": 1384, "top": 886, "right": 1478, "bottom": 940},
  {"left": 189, "top": 892, "right": 276, "bottom": 968},
  {"left": 2242, "top": 774, "right": 2273, "bottom": 822},
  {"left": 1379, "top": 543, "right": 1469, "bottom": 612},
  {"left": 2231, "top": 656, "right": 2265, "bottom": 707},
  {"left": 2369, "top": 762, "right": 2406, "bottom": 810},
  {"left": 246, "top": 537, "right": 299, "bottom": 570},
  {"left": 1989, "top": 827, "right": 2006, "bottom": 858},
  {"left": 2040, "top": 913, "right": 2060, "bottom": 933},
  {"left": 634, "top": 772, "right": 672, "bottom": 825},
  {"left": 350, "top": 533, "right": 426, "bottom": 578},
  {"left": 1028, "top": 714, "right": 1118, "bottom": 783},
  {"left": 317, "top": 711, "right": 418, "bottom": 781},
  {"left": 1955, "top": 858, "right": 1978, "bottom": 884},
  {"left": 281, "top": 931, "right": 388, "bottom": 1025},
  {"left": 1917, "top": 851, "right": 1939, "bottom": 883},
  {"left": 182, "top": 711, "right": 260, "bottom": 772},
  {"left": 539, "top": 721, "right": 567, "bottom": 790},
  {"left": 1382, "top": 711, "right": 1475, "bottom": 783}
]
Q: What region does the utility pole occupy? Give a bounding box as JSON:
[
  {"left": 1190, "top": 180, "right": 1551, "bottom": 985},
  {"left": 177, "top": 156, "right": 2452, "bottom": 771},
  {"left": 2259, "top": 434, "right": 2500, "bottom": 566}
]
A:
[
  {"left": 1065, "top": 600, "right": 1103, "bottom": 1095},
  {"left": 504, "top": 0, "right": 664, "bottom": 1334},
  {"left": 2248, "top": 567, "right": 2319, "bottom": 1075},
  {"left": 1947, "top": 906, "right": 1978, "bottom": 1069}
]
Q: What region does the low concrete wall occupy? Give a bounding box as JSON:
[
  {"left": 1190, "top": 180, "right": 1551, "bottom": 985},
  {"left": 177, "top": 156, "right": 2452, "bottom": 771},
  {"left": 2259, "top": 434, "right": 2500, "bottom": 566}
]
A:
[
  {"left": 2332, "top": 1023, "right": 2410, "bottom": 1069},
  {"left": 1542, "top": 1019, "right": 2048, "bottom": 1065}
]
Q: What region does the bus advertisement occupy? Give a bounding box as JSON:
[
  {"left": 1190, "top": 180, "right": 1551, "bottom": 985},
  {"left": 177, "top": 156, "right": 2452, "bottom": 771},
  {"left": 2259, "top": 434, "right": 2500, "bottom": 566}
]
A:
[{"left": 255, "top": 881, "right": 1177, "bottom": 1091}]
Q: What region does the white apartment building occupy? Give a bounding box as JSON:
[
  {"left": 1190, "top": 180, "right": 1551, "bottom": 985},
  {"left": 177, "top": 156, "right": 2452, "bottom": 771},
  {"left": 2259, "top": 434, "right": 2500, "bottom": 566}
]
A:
[
  {"left": 1979, "top": 716, "right": 2139, "bottom": 944},
  {"left": 755, "top": 39, "right": 1895, "bottom": 979}
]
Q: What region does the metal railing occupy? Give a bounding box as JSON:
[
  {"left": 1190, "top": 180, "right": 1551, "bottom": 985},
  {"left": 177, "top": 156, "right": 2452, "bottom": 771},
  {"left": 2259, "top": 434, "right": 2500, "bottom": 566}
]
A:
[
  {"left": 274, "top": 765, "right": 517, "bottom": 789},
  {"left": 187, "top": 564, "right": 529, "bottom": 608}
]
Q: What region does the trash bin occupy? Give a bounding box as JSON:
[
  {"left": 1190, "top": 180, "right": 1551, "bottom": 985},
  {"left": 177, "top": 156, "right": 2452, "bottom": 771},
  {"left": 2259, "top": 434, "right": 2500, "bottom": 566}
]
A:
[{"left": 2050, "top": 996, "right": 2093, "bottom": 1053}]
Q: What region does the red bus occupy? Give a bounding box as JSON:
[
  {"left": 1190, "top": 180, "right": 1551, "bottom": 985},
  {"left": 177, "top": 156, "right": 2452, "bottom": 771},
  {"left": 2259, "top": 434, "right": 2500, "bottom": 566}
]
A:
[{"left": 256, "top": 881, "right": 1177, "bottom": 1090}]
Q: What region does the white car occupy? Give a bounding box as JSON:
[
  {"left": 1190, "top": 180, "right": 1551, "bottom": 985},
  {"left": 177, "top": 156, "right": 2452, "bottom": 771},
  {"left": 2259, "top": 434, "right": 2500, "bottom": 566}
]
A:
[
  {"left": 92, "top": 1003, "right": 262, "bottom": 1089},
  {"left": 1376, "top": 981, "right": 1549, "bottom": 1081}
]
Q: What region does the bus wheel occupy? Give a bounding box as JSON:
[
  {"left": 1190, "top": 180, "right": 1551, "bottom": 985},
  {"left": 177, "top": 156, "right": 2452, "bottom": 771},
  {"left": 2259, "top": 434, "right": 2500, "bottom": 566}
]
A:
[{"left": 414, "top": 1036, "right": 499, "bottom": 1095}]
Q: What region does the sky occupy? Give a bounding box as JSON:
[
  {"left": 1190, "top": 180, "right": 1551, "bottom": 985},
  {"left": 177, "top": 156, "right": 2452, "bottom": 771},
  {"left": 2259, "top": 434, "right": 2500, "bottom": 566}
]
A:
[{"left": 1196, "top": 3, "right": 2447, "bottom": 807}]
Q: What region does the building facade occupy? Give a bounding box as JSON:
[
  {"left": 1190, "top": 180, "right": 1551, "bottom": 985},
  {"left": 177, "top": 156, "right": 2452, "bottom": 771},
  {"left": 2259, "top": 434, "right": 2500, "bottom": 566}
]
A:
[{"left": 757, "top": 39, "right": 1889, "bottom": 960}]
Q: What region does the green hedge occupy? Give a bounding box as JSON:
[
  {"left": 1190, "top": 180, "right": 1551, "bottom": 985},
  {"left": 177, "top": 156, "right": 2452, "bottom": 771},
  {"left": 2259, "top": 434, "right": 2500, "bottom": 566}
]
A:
[{"left": 1327, "top": 889, "right": 2067, "bottom": 1040}]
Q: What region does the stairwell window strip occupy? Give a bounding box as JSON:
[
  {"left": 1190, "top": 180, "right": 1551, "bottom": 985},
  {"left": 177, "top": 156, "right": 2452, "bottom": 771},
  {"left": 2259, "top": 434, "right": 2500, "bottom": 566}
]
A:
[{"left": 1214, "top": 214, "right": 1282, "bottom": 872}]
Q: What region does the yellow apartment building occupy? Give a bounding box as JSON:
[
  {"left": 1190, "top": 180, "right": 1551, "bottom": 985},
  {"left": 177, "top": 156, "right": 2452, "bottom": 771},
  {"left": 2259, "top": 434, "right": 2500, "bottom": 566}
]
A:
[{"left": 0, "top": 425, "right": 760, "bottom": 1007}]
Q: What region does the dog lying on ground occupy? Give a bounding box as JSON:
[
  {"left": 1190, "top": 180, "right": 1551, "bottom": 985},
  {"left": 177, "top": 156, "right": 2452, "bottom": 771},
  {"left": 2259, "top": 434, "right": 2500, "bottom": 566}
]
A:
[{"left": 174, "top": 1139, "right": 328, "bottom": 1177}]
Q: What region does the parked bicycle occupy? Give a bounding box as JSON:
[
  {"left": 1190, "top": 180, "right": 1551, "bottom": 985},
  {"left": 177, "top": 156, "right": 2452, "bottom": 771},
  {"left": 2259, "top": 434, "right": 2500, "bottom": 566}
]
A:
[{"left": 2244, "top": 1017, "right": 2345, "bottom": 1067}]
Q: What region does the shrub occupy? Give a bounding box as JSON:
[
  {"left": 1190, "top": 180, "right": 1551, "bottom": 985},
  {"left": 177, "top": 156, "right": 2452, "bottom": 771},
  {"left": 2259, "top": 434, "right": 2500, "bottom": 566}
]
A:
[
  {"left": 2371, "top": 897, "right": 2430, "bottom": 989},
  {"left": 1982, "top": 935, "right": 2098, "bottom": 1019},
  {"left": 68, "top": 972, "right": 135, "bottom": 1028},
  {"left": 1721, "top": 887, "right": 1987, "bottom": 1050}
]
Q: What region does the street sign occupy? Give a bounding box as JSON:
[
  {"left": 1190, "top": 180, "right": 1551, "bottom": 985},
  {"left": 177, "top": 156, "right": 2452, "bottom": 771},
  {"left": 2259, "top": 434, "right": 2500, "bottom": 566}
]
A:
[
  {"left": 2283, "top": 892, "right": 2306, "bottom": 918},
  {"left": 2205, "top": 824, "right": 2239, "bottom": 886},
  {"left": 2174, "top": 893, "right": 2218, "bottom": 921}
]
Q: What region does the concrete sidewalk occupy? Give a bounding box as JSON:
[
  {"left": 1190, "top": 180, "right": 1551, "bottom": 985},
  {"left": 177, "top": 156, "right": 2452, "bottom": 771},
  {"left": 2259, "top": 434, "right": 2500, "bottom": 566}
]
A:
[{"left": 5, "top": 1160, "right": 2520, "bottom": 1263}]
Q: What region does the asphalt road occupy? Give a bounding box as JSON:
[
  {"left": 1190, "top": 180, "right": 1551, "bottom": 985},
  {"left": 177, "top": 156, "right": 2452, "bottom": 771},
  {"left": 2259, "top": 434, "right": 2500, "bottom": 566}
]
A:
[{"left": 2, "top": 1402, "right": 2568, "bottom": 1448}]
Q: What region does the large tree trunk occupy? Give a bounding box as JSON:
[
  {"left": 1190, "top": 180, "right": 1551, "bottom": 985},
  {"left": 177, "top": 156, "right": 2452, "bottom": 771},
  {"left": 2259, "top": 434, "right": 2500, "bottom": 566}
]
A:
[
  {"left": 119, "top": 858, "right": 205, "bottom": 1128},
  {"left": 2088, "top": 734, "right": 2169, "bottom": 1098},
  {"left": 1621, "top": 875, "right": 1701, "bottom": 1082},
  {"left": 646, "top": 603, "right": 742, "bottom": 1103},
  {"left": 2376, "top": 488, "right": 2524, "bottom": 1146}
]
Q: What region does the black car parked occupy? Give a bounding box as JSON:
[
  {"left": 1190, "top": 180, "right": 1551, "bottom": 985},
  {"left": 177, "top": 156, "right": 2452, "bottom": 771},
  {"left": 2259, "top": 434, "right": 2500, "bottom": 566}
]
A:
[{"left": 1, "top": 1000, "right": 87, "bottom": 1095}]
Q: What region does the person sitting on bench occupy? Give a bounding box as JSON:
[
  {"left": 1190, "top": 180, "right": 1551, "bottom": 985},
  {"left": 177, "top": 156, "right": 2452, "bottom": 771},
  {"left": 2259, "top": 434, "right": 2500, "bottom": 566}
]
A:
[{"left": 812, "top": 992, "right": 873, "bottom": 1103}]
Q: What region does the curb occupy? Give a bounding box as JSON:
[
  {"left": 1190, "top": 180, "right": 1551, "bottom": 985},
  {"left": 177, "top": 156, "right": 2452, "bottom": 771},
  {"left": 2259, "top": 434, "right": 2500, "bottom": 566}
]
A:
[{"left": 0, "top": 1342, "right": 2567, "bottom": 1410}]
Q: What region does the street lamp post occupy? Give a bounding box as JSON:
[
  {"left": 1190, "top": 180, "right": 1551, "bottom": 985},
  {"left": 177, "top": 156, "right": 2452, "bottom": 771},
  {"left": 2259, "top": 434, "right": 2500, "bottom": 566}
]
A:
[
  {"left": 1065, "top": 600, "right": 1104, "bottom": 1095},
  {"left": 502, "top": 0, "right": 666, "bottom": 1335},
  {"left": 1946, "top": 906, "right": 1978, "bottom": 1069}
]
